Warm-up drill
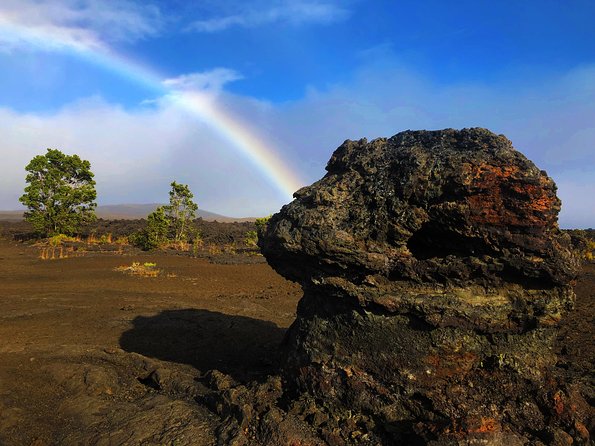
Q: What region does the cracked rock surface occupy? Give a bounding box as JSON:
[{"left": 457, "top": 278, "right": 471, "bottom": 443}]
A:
[{"left": 259, "top": 128, "right": 589, "bottom": 445}]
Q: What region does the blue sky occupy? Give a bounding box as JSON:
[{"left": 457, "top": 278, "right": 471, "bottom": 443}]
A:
[{"left": 0, "top": 0, "right": 594, "bottom": 226}]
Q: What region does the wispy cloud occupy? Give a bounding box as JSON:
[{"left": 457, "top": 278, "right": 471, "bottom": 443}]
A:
[
  {"left": 186, "top": 1, "right": 350, "bottom": 32},
  {"left": 163, "top": 68, "right": 243, "bottom": 93},
  {"left": 0, "top": 0, "right": 161, "bottom": 52}
]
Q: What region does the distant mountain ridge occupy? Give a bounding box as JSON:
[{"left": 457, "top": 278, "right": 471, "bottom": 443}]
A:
[{"left": 0, "top": 204, "right": 255, "bottom": 223}]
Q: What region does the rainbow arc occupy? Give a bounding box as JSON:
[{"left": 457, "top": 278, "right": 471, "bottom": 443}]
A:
[{"left": 0, "top": 20, "right": 304, "bottom": 200}]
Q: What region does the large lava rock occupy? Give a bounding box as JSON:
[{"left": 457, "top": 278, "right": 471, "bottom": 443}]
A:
[{"left": 260, "top": 129, "right": 587, "bottom": 445}]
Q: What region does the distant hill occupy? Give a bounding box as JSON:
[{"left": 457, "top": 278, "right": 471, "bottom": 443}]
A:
[
  {"left": 0, "top": 204, "right": 255, "bottom": 223},
  {"left": 0, "top": 210, "right": 23, "bottom": 221}
]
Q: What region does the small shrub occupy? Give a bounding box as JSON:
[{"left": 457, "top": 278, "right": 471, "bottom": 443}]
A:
[
  {"left": 170, "top": 240, "right": 190, "bottom": 251},
  {"left": 130, "top": 207, "right": 170, "bottom": 251},
  {"left": 192, "top": 243, "right": 200, "bottom": 257},
  {"left": 578, "top": 238, "right": 595, "bottom": 263},
  {"left": 114, "top": 235, "right": 129, "bottom": 245},
  {"left": 244, "top": 230, "right": 258, "bottom": 247},
  {"left": 87, "top": 233, "right": 113, "bottom": 244},
  {"left": 147, "top": 207, "right": 170, "bottom": 245},
  {"left": 191, "top": 237, "right": 204, "bottom": 257},
  {"left": 48, "top": 234, "right": 77, "bottom": 246},
  {"left": 255, "top": 216, "right": 271, "bottom": 232},
  {"left": 114, "top": 261, "right": 160, "bottom": 277},
  {"left": 99, "top": 233, "right": 112, "bottom": 244},
  {"left": 207, "top": 244, "right": 221, "bottom": 255},
  {"left": 241, "top": 216, "right": 271, "bottom": 248},
  {"left": 253, "top": 215, "right": 272, "bottom": 246},
  {"left": 190, "top": 227, "right": 203, "bottom": 244},
  {"left": 129, "top": 231, "right": 149, "bottom": 250},
  {"left": 585, "top": 240, "right": 595, "bottom": 262},
  {"left": 222, "top": 243, "right": 236, "bottom": 254}
]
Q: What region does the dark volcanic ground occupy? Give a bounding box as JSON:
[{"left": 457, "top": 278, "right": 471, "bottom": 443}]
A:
[
  {"left": 555, "top": 262, "right": 595, "bottom": 401},
  {"left": 0, "top": 234, "right": 301, "bottom": 445},
  {"left": 0, "top": 225, "right": 592, "bottom": 445},
  {"left": 0, "top": 218, "right": 258, "bottom": 247}
]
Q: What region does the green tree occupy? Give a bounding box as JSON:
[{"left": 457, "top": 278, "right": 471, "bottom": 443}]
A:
[
  {"left": 246, "top": 215, "right": 271, "bottom": 247},
  {"left": 255, "top": 215, "right": 271, "bottom": 233},
  {"left": 130, "top": 206, "right": 170, "bottom": 251},
  {"left": 146, "top": 206, "right": 170, "bottom": 248},
  {"left": 163, "top": 181, "right": 198, "bottom": 243},
  {"left": 19, "top": 149, "right": 97, "bottom": 236}
]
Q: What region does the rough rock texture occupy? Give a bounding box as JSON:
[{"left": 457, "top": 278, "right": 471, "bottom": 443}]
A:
[{"left": 260, "top": 128, "right": 589, "bottom": 445}]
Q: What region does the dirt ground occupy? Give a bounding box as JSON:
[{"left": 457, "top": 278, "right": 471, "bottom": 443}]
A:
[
  {"left": 0, "top": 236, "right": 592, "bottom": 445},
  {"left": 0, "top": 238, "right": 302, "bottom": 445}
]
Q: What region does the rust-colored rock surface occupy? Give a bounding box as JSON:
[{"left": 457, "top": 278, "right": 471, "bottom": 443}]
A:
[{"left": 260, "top": 128, "right": 588, "bottom": 445}]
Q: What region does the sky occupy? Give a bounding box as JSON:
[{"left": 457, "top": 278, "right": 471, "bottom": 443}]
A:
[{"left": 0, "top": 0, "right": 594, "bottom": 227}]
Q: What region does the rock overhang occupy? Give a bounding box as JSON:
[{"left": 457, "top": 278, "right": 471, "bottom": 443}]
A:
[{"left": 261, "top": 128, "right": 578, "bottom": 331}]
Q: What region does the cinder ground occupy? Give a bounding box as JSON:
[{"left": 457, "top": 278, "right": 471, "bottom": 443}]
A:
[
  {"left": 0, "top": 238, "right": 301, "bottom": 445},
  {"left": 0, "top": 237, "right": 592, "bottom": 445}
]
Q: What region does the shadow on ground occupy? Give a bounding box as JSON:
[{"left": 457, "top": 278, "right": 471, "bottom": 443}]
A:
[{"left": 120, "top": 308, "right": 287, "bottom": 382}]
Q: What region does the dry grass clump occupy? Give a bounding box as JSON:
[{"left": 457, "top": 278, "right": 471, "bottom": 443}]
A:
[
  {"left": 87, "top": 233, "right": 129, "bottom": 245},
  {"left": 586, "top": 240, "right": 595, "bottom": 262},
  {"left": 114, "top": 261, "right": 161, "bottom": 277},
  {"left": 207, "top": 244, "right": 221, "bottom": 255},
  {"left": 114, "top": 235, "right": 129, "bottom": 245},
  {"left": 48, "top": 234, "right": 79, "bottom": 246},
  {"left": 206, "top": 243, "right": 236, "bottom": 255},
  {"left": 37, "top": 232, "right": 132, "bottom": 259},
  {"left": 164, "top": 240, "right": 190, "bottom": 251},
  {"left": 37, "top": 234, "right": 78, "bottom": 260},
  {"left": 39, "top": 246, "right": 67, "bottom": 260},
  {"left": 87, "top": 233, "right": 109, "bottom": 244}
]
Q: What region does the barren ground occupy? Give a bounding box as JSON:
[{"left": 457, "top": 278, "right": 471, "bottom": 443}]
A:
[
  {"left": 0, "top": 236, "right": 592, "bottom": 445},
  {"left": 0, "top": 237, "right": 302, "bottom": 445}
]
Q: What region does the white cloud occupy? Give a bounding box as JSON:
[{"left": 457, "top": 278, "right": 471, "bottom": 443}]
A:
[
  {"left": 0, "top": 0, "right": 161, "bottom": 52},
  {"left": 186, "top": 1, "right": 350, "bottom": 32},
  {"left": 264, "top": 63, "right": 595, "bottom": 228},
  {"left": 1, "top": 60, "right": 593, "bottom": 226},
  {"left": 0, "top": 96, "right": 291, "bottom": 217},
  {"left": 163, "top": 68, "right": 243, "bottom": 93},
  {"left": 556, "top": 171, "right": 595, "bottom": 229}
]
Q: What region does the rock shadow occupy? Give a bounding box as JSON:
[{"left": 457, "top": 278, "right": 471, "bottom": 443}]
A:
[{"left": 119, "top": 308, "right": 286, "bottom": 383}]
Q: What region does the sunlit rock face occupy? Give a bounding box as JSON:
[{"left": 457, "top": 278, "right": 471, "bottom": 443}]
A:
[{"left": 260, "top": 128, "right": 585, "bottom": 445}]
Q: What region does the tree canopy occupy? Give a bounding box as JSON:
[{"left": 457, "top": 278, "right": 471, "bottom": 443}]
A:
[
  {"left": 163, "top": 181, "right": 198, "bottom": 243},
  {"left": 19, "top": 149, "right": 97, "bottom": 236}
]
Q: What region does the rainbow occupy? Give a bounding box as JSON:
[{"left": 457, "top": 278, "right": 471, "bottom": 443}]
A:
[{"left": 0, "top": 18, "right": 305, "bottom": 201}]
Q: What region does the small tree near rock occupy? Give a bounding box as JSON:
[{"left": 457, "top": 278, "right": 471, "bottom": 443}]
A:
[
  {"left": 245, "top": 216, "right": 271, "bottom": 247},
  {"left": 19, "top": 149, "right": 97, "bottom": 236}
]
